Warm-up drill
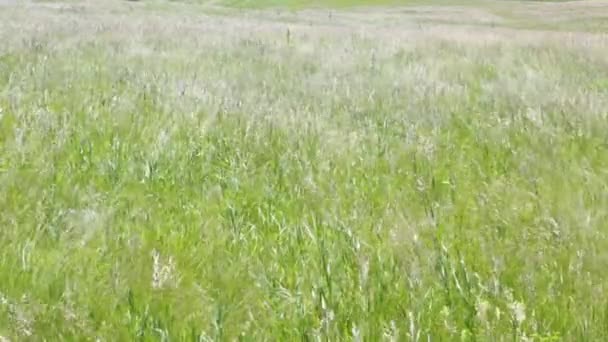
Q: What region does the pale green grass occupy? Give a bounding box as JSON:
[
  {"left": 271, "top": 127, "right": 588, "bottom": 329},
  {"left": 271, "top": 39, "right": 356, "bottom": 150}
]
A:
[
  {"left": 218, "top": 0, "right": 423, "bottom": 8},
  {"left": 1, "top": 0, "right": 608, "bottom": 340}
]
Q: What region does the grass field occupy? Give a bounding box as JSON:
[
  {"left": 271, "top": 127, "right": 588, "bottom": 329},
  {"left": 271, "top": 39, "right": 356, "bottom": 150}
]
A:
[{"left": 1, "top": 0, "right": 608, "bottom": 340}]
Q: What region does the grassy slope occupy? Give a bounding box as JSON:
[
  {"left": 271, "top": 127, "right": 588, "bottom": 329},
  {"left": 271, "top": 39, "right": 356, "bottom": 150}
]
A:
[
  {"left": 211, "top": 0, "right": 563, "bottom": 9},
  {"left": 1, "top": 0, "right": 608, "bottom": 340},
  {"left": 218, "top": 0, "right": 416, "bottom": 8}
]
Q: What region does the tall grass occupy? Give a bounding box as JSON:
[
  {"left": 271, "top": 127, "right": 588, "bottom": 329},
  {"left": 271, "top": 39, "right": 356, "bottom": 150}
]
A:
[{"left": 1, "top": 1, "right": 608, "bottom": 340}]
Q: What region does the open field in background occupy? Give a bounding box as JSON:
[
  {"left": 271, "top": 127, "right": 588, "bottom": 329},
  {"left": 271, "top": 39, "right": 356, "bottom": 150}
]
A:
[{"left": 1, "top": 0, "right": 608, "bottom": 340}]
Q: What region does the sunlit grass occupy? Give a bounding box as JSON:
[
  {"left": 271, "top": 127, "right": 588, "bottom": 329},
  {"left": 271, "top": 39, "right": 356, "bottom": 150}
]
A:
[{"left": 1, "top": 0, "right": 608, "bottom": 340}]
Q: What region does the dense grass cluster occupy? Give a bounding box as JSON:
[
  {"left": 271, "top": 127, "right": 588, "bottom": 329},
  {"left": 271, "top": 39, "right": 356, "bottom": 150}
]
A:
[{"left": 1, "top": 1, "right": 608, "bottom": 340}]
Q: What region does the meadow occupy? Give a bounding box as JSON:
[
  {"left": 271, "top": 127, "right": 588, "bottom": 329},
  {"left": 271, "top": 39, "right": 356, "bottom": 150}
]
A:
[{"left": 1, "top": 0, "right": 608, "bottom": 340}]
